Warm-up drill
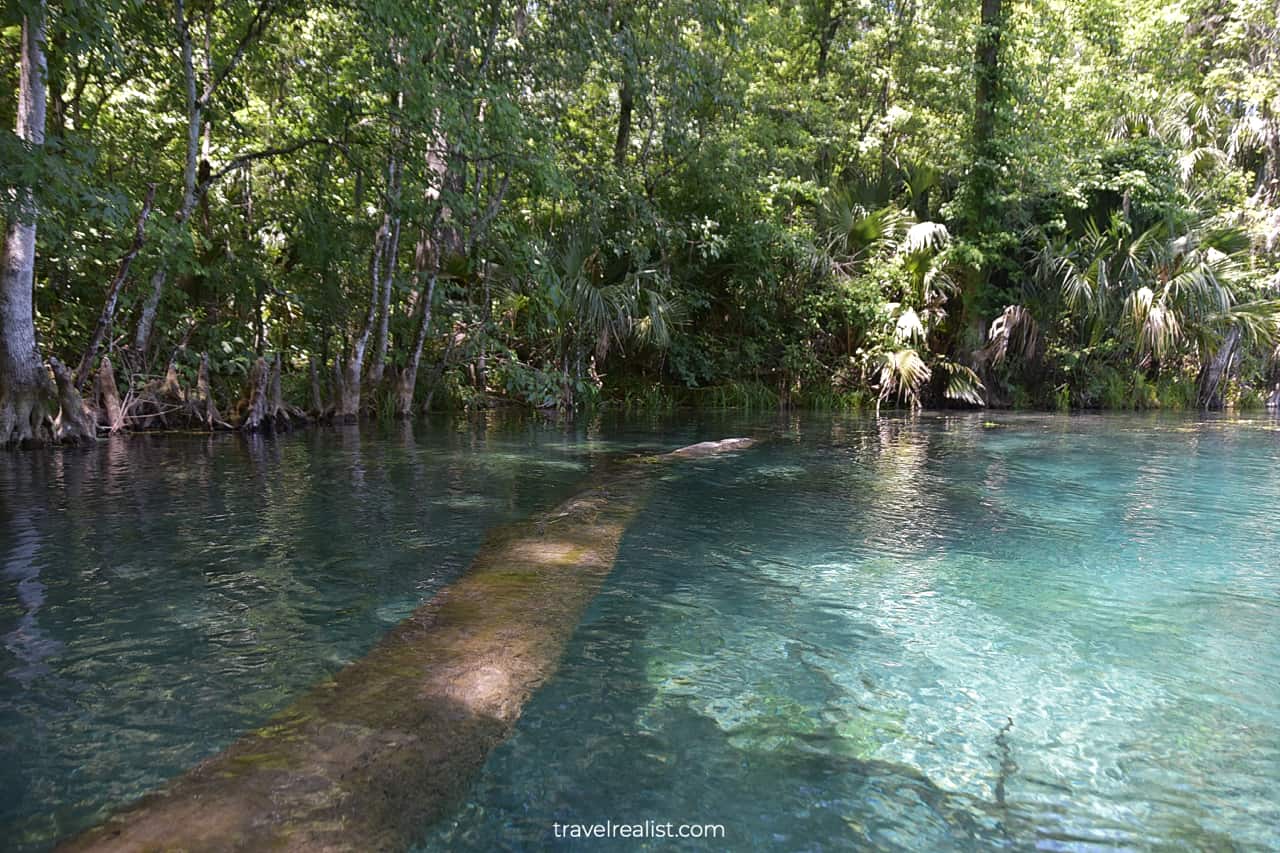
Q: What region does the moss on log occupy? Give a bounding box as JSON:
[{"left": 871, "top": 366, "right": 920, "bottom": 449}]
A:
[{"left": 60, "top": 438, "right": 754, "bottom": 853}]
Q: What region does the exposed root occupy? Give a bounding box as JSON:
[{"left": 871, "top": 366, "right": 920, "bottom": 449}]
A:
[
  {"left": 189, "top": 353, "right": 232, "bottom": 430},
  {"left": 238, "top": 355, "right": 305, "bottom": 433},
  {"left": 49, "top": 357, "right": 97, "bottom": 444},
  {"left": 0, "top": 381, "right": 53, "bottom": 447},
  {"left": 92, "top": 357, "right": 126, "bottom": 434},
  {"left": 0, "top": 346, "right": 55, "bottom": 447},
  {"left": 393, "top": 365, "right": 416, "bottom": 418},
  {"left": 269, "top": 354, "right": 307, "bottom": 427},
  {"left": 308, "top": 357, "right": 328, "bottom": 419},
  {"left": 120, "top": 352, "right": 233, "bottom": 432},
  {"left": 123, "top": 357, "right": 189, "bottom": 430}
]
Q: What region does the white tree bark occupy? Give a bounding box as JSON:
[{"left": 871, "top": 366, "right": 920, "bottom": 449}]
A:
[{"left": 1, "top": 3, "right": 54, "bottom": 446}]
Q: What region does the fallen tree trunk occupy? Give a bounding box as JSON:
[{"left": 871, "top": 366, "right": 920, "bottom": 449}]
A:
[{"left": 60, "top": 438, "right": 757, "bottom": 852}]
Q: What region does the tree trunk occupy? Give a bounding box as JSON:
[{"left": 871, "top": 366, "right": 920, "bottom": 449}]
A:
[
  {"left": 611, "top": 8, "right": 635, "bottom": 171},
  {"left": 395, "top": 273, "right": 437, "bottom": 417},
  {"left": 334, "top": 225, "right": 385, "bottom": 420},
  {"left": 76, "top": 184, "right": 157, "bottom": 388},
  {"left": 336, "top": 358, "right": 363, "bottom": 421},
  {"left": 50, "top": 357, "right": 96, "bottom": 444},
  {"left": 613, "top": 75, "right": 634, "bottom": 169},
  {"left": 974, "top": 0, "right": 1003, "bottom": 156},
  {"left": 238, "top": 356, "right": 272, "bottom": 432},
  {"left": 309, "top": 357, "right": 325, "bottom": 417},
  {"left": 422, "top": 326, "right": 458, "bottom": 416},
  {"left": 267, "top": 352, "right": 301, "bottom": 428},
  {"left": 368, "top": 212, "right": 399, "bottom": 385},
  {"left": 330, "top": 356, "right": 345, "bottom": 419},
  {"left": 1, "top": 3, "right": 54, "bottom": 447},
  {"left": 134, "top": 0, "right": 204, "bottom": 357},
  {"left": 93, "top": 356, "right": 126, "bottom": 434},
  {"left": 969, "top": 0, "right": 1005, "bottom": 229},
  {"left": 1198, "top": 326, "right": 1241, "bottom": 410},
  {"left": 812, "top": 0, "right": 844, "bottom": 186},
  {"left": 190, "top": 352, "right": 230, "bottom": 430},
  {"left": 369, "top": 136, "right": 402, "bottom": 386}
]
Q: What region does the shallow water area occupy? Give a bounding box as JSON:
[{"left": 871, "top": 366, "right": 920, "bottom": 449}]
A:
[
  {"left": 423, "top": 412, "right": 1280, "bottom": 851},
  {"left": 2, "top": 412, "right": 1278, "bottom": 851}
]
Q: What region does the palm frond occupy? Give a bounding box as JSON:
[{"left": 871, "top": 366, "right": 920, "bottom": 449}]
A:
[
  {"left": 938, "top": 361, "right": 986, "bottom": 406},
  {"left": 980, "top": 304, "right": 1040, "bottom": 365},
  {"left": 894, "top": 307, "right": 925, "bottom": 343},
  {"left": 899, "top": 221, "right": 949, "bottom": 256},
  {"left": 877, "top": 349, "right": 931, "bottom": 408}
]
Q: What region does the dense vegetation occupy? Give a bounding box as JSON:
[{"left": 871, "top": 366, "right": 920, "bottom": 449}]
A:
[{"left": 2, "top": 0, "right": 1278, "bottom": 443}]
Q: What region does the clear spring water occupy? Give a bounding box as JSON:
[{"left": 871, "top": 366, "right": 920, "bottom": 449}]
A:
[
  {"left": 3, "top": 414, "right": 1279, "bottom": 850},
  {"left": 0, "top": 419, "right": 638, "bottom": 850}
]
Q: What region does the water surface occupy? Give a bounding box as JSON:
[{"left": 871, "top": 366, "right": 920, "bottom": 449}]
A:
[
  {"left": 0, "top": 418, "right": 657, "bottom": 849},
  {"left": 3, "top": 413, "right": 1279, "bottom": 850},
  {"left": 424, "top": 413, "right": 1280, "bottom": 850}
]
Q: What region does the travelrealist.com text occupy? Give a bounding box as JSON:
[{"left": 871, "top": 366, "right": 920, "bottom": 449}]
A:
[{"left": 552, "top": 820, "right": 727, "bottom": 840}]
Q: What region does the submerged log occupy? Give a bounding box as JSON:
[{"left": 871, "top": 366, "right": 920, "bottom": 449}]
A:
[{"left": 60, "top": 438, "right": 756, "bottom": 853}]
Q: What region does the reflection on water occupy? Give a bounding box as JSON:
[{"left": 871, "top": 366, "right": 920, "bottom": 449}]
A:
[
  {"left": 424, "top": 412, "right": 1280, "bottom": 851},
  {"left": 0, "top": 416, "right": 684, "bottom": 851},
  {"left": 3, "top": 412, "right": 1279, "bottom": 851}
]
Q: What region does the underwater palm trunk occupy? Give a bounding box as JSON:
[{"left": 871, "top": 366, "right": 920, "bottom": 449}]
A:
[
  {"left": 1, "top": 3, "right": 54, "bottom": 448},
  {"left": 60, "top": 438, "right": 755, "bottom": 852}
]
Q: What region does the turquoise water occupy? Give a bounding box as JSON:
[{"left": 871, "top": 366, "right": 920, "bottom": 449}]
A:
[
  {"left": 422, "top": 414, "right": 1280, "bottom": 850},
  {"left": 0, "top": 419, "right": 654, "bottom": 850},
  {"left": 3, "top": 414, "right": 1279, "bottom": 850}
]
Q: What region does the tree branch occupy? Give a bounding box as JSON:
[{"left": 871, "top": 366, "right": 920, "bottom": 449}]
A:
[
  {"left": 201, "top": 136, "right": 338, "bottom": 190},
  {"left": 201, "top": 0, "right": 274, "bottom": 107}
]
